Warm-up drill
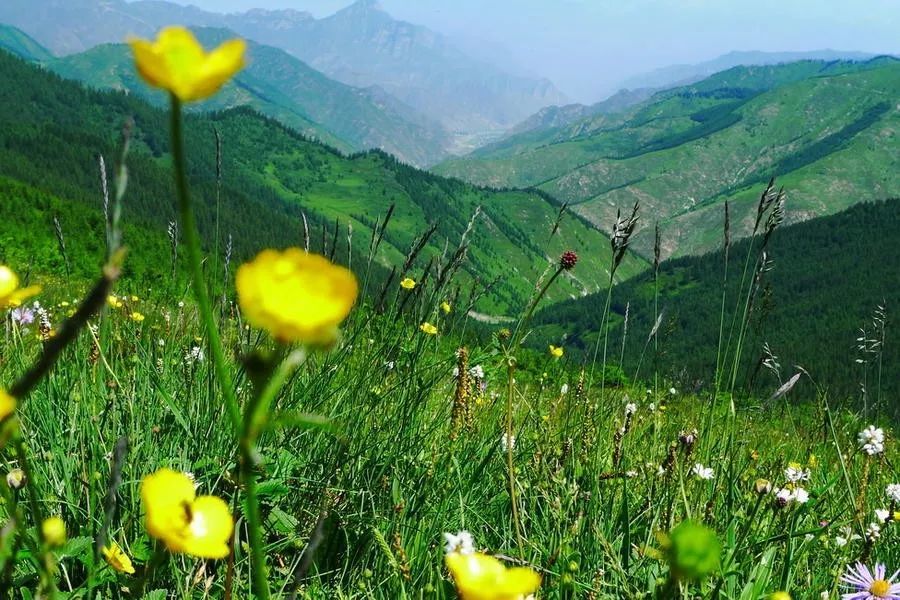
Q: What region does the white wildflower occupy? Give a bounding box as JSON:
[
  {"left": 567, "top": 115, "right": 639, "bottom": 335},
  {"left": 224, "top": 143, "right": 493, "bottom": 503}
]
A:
[
  {"left": 886, "top": 483, "right": 900, "bottom": 503},
  {"left": 443, "top": 531, "right": 475, "bottom": 555},
  {"left": 875, "top": 508, "right": 890, "bottom": 523},
  {"left": 857, "top": 425, "right": 885, "bottom": 455},
  {"left": 692, "top": 464, "right": 714, "bottom": 480},
  {"left": 468, "top": 365, "right": 484, "bottom": 379},
  {"left": 501, "top": 433, "right": 516, "bottom": 453},
  {"left": 865, "top": 522, "right": 881, "bottom": 540},
  {"left": 624, "top": 403, "right": 637, "bottom": 416},
  {"left": 560, "top": 384, "right": 569, "bottom": 396},
  {"left": 784, "top": 464, "right": 811, "bottom": 483}
]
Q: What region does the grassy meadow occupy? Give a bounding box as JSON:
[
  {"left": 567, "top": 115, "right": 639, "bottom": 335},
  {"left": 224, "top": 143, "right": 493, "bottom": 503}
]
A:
[{"left": 0, "top": 26, "right": 898, "bottom": 600}]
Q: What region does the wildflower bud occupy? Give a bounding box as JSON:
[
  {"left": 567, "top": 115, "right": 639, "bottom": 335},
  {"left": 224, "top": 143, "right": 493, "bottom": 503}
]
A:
[
  {"left": 754, "top": 479, "right": 772, "bottom": 495},
  {"left": 497, "top": 328, "right": 511, "bottom": 341},
  {"left": 42, "top": 516, "right": 67, "bottom": 548},
  {"left": 5, "top": 468, "right": 26, "bottom": 490},
  {"left": 769, "top": 592, "right": 792, "bottom": 600},
  {"left": 559, "top": 250, "right": 578, "bottom": 271}
]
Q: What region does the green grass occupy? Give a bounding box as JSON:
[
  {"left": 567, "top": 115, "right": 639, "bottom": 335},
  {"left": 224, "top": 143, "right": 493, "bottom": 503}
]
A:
[{"left": 1, "top": 253, "right": 898, "bottom": 597}]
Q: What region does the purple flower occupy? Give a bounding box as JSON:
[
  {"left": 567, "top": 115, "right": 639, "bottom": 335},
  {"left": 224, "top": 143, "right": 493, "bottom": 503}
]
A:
[
  {"left": 10, "top": 307, "right": 35, "bottom": 326},
  {"left": 841, "top": 562, "right": 900, "bottom": 599}
]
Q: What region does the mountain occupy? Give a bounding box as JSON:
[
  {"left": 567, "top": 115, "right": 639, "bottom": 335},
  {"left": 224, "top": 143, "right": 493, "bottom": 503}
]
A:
[
  {"left": 505, "top": 87, "right": 658, "bottom": 138},
  {"left": 436, "top": 58, "right": 900, "bottom": 259},
  {"left": 0, "top": 48, "right": 645, "bottom": 314},
  {"left": 531, "top": 199, "right": 900, "bottom": 412},
  {"left": 0, "top": 24, "right": 53, "bottom": 61},
  {"left": 0, "top": 0, "right": 568, "bottom": 141},
  {"left": 46, "top": 28, "right": 451, "bottom": 166},
  {"left": 618, "top": 49, "right": 885, "bottom": 91}
]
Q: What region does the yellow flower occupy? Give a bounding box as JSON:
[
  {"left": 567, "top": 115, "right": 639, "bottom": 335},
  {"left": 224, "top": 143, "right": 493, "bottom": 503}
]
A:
[
  {"left": 441, "top": 301, "right": 452, "bottom": 314},
  {"left": 107, "top": 295, "right": 124, "bottom": 309},
  {"left": 102, "top": 541, "right": 136, "bottom": 574},
  {"left": 42, "top": 516, "right": 67, "bottom": 548},
  {"left": 445, "top": 552, "right": 541, "bottom": 600},
  {"left": 141, "top": 468, "right": 233, "bottom": 559},
  {"left": 420, "top": 322, "right": 438, "bottom": 335},
  {"left": 769, "top": 593, "right": 791, "bottom": 600},
  {"left": 236, "top": 249, "right": 358, "bottom": 345},
  {"left": 128, "top": 26, "right": 246, "bottom": 102},
  {"left": 400, "top": 277, "right": 416, "bottom": 290},
  {"left": 549, "top": 344, "right": 564, "bottom": 358},
  {"left": 130, "top": 312, "right": 145, "bottom": 323},
  {"left": 0, "top": 389, "right": 15, "bottom": 421},
  {"left": 0, "top": 265, "right": 40, "bottom": 311}
]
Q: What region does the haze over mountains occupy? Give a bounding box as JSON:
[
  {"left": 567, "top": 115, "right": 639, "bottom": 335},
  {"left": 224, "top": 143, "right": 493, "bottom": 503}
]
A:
[
  {"left": 437, "top": 58, "right": 900, "bottom": 259},
  {"left": 0, "top": 0, "right": 568, "bottom": 157}
]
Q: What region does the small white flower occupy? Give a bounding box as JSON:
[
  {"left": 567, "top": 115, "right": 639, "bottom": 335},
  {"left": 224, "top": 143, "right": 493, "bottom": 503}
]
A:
[
  {"left": 886, "top": 483, "right": 900, "bottom": 503},
  {"left": 560, "top": 384, "right": 569, "bottom": 396},
  {"left": 784, "top": 464, "right": 811, "bottom": 483},
  {"left": 775, "top": 486, "right": 809, "bottom": 506},
  {"left": 500, "top": 433, "right": 516, "bottom": 453},
  {"left": 834, "top": 535, "right": 848, "bottom": 548},
  {"left": 803, "top": 533, "right": 814, "bottom": 542},
  {"left": 692, "top": 463, "right": 714, "bottom": 480},
  {"left": 645, "top": 388, "right": 652, "bottom": 396},
  {"left": 452, "top": 366, "right": 460, "bottom": 378},
  {"left": 648, "top": 403, "right": 657, "bottom": 412},
  {"left": 857, "top": 425, "right": 885, "bottom": 455},
  {"left": 668, "top": 387, "right": 677, "bottom": 396},
  {"left": 468, "top": 365, "right": 484, "bottom": 379},
  {"left": 624, "top": 403, "right": 637, "bottom": 416},
  {"left": 875, "top": 508, "right": 890, "bottom": 523},
  {"left": 157, "top": 339, "right": 166, "bottom": 347},
  {"left": 820, "top": 593, "right": 829, "bottom": 600},
  {"left": 443, "top": 531, "right": 474, "bottom": 555},
  {"left": 656, "top": 464, "right": 666, "bottom": 476},
  {"left": 385, "top": 360, "right": 395, "bottom": 370},
  {"left": 865, "top": 521, "right": 881, "bottom": 540},
  {"left": 775, "top": 488, "right": 794, "bottom": 505},
  {"left": 185, "top": 345, "right": 204, "bottom": 364},
  {"left": 178, "top": 301, "right": 185, "bottom": 308},
  {"left": 625, "top": 470, "right": 638, "bottom": 478},
  {"left": 793, "top": 487, "right": 809, "bottom": 504}
]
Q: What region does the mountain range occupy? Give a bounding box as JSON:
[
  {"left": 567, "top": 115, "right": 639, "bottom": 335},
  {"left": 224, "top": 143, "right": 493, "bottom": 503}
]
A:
[
  {"left": 0, "top": 0, "right": 568, "bottom": 154},
  {"left": 437, "top": 57, "right": 900, "bottom": 259},
  {"left": 0, "top": 47, "right": 645, "bottom": 315}
]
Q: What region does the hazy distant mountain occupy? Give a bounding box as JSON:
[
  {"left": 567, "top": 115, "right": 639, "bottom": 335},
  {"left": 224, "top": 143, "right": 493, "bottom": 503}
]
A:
[
  {"left": 507, "top": 88, "right": 658, "bottom": 137},
  {"left": 0, "top": 0, "right": 568, "bottom": 138},
  {"left": 0, "top": 24, "right": 53, "bottom": 61},
  {"left": 437, "top": 58, "right": 900, "bottom": 259},
  {"left": 618, "top": 49, "right": 884, "bottom": 91},
  {"left": 46, "top": 28, "right": 451, "bottom": 165}
]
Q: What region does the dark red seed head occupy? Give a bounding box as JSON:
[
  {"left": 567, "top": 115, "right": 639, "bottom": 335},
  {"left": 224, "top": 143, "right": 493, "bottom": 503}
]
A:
[{"left": 560, "top": 250, "right": 578, "bottom": 271}]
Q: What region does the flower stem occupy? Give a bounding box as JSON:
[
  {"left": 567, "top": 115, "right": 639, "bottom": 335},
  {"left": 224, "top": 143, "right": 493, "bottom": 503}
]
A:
[{"left": 168, "top": 95, "right": 270, "bottom": 598}]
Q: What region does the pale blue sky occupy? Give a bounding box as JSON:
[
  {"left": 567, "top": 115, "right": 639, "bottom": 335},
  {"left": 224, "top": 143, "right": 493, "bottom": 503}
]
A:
[{"left": 163, "top": 0, "right": 900, "bottom": 101}]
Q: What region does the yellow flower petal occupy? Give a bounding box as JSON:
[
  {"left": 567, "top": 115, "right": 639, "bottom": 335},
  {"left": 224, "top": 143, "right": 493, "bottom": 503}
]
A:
[
  {"left": 236, "top": 249, "right": 358, "bottom": 345},
  {"left": 128, "top": 26, "right": 246, "bottom": 102},
  {"left": 0, "top": 389, "right": 16, "bottom": 421},
  {"left": 446, "top": 553, "right": 541, "bottom": 600},
  {"left": 183, "top": 496, "right": 234, "bottom": 559},
  {"left": 102, "top": 541, "right": 136, "bottom": 575},
  {"left": 140, "top": 469, "right": 233, "bottom": 559},
  {"left": 0, "top": 265, "right": 40, "bottom": 310}
]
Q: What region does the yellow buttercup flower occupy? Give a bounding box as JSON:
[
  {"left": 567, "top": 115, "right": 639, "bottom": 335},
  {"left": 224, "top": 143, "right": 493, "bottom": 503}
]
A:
[
  {"left": 102, "top": 541, "right": 136, "bottom": 574},
  {"left": 445, "top": 552, "right": 541, "bottom": 600},
  {"left": 549, "top": 344, "right": 564, "bottom": 358},
  {"left": 236, "top": 249, "right": 358, "bottom": 345},
  {"left": 141, "top": 468, "right": 233, "bottom": 559},
  {"left": 400, "top": 277, "right": 416, "bottom": 290},
  {"left": 0, "top": 265, "right": 40, "bottom": 311},
  {"left": 42, "top": 516, "right": 67, "bottom": 548},
  {"left": 0, "top": 389, "right": 15, "bottom": 421},
  {"left": 128, "top": 26, "right": 246, "bottom": 102},
  {"left": 107, "top": 295, "right": 124, "bottom": 309},
  {"left": 420, "top": 322, "right": 438, "bottom": 335},
  {"left": 441, "top": 301, "right": 452, "bottom": 314},
  {"left": 130, "top": 312, "right": 145, "bottom": 323}
]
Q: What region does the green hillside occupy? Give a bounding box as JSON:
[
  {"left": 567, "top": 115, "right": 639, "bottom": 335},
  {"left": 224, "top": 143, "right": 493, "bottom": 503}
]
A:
[
  {"left": 45, "top": 28, "right": 451, "bottom": 166},
  {"left": 532, "top": 198, "right": 900, "bottom": 413},
  {"left": 0, "top": 48, "right": 644, "bottom": 313},
  {"left": 436, "top": 59, "right": 900, "bottom": 258},
  {"left": 0, "top": 23, "right": 53, "bottom": 61}
]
